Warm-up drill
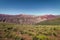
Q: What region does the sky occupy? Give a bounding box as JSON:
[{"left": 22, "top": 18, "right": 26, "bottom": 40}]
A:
[{"left": 0, "top": 0, "right": 60, "bottom": 15}]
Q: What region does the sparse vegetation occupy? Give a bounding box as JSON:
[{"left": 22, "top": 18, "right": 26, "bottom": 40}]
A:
[{"left": 0, "top": 22, "right": 60, "bottom": 40}]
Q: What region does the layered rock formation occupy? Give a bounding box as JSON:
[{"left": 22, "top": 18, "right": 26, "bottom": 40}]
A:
[{"left": 0, "top": 14, "right": 56, "bottom": 24}]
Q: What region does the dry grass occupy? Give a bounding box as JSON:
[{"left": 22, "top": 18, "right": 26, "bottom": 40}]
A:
[{"left": 0, "top": 22, "right": 60, "bottom": 40}]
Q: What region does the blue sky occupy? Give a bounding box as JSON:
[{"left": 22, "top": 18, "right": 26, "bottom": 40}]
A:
[{"left": 0, "top": 0, "right": 60, "bottom": 15}]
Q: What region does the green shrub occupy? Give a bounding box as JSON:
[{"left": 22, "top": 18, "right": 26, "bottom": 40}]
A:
[
  {"left": 15, "top": 36, "right": 21, "bottom": 40},
  {"left": 33, "top": 35, "right": 49, "bottom": 40},
  {"left": 33, "top": 36, "right": 38, "bottom": 40},
  {"left": 53, "top": 32, "right": 57, "bottom": 36}
]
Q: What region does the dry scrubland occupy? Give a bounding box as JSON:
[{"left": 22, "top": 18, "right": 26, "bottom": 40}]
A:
[{"left": 0, "top": 22, "right": 60, "bottom": 40}]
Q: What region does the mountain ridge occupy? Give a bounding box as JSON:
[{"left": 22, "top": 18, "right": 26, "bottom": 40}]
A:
[{"left": 0, "top": 14, "right": 59, "bottom": 24}]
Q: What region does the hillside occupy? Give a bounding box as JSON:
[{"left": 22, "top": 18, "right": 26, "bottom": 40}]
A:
[
  {"left": 0, "top": 14, "right": 60, "bottom": 40},
  {"left": 0, "top": 14, "right": 56, "bottom": 24},
  {"left": 0, "top": 22, "right": 60, "bottom": 40},
  {"left": 36, "top": 17, "right": 60, "bottom": 25}
]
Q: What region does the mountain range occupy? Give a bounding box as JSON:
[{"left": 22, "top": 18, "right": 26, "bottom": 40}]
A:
[{"left": 0, "top": 14, "right": 60, "bottom": 24}]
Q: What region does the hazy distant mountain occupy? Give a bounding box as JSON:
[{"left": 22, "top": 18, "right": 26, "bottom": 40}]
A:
[{"left": 0, "top": 14, "right": 58, "bottom": 24}]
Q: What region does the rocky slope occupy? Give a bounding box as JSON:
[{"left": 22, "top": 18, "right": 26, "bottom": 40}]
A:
[
  {"left": 36, "top": 17, "right": 60, "bottom": 25},
  {"left": 0, "top": 14, "right": 57, "bottom": 24}
]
